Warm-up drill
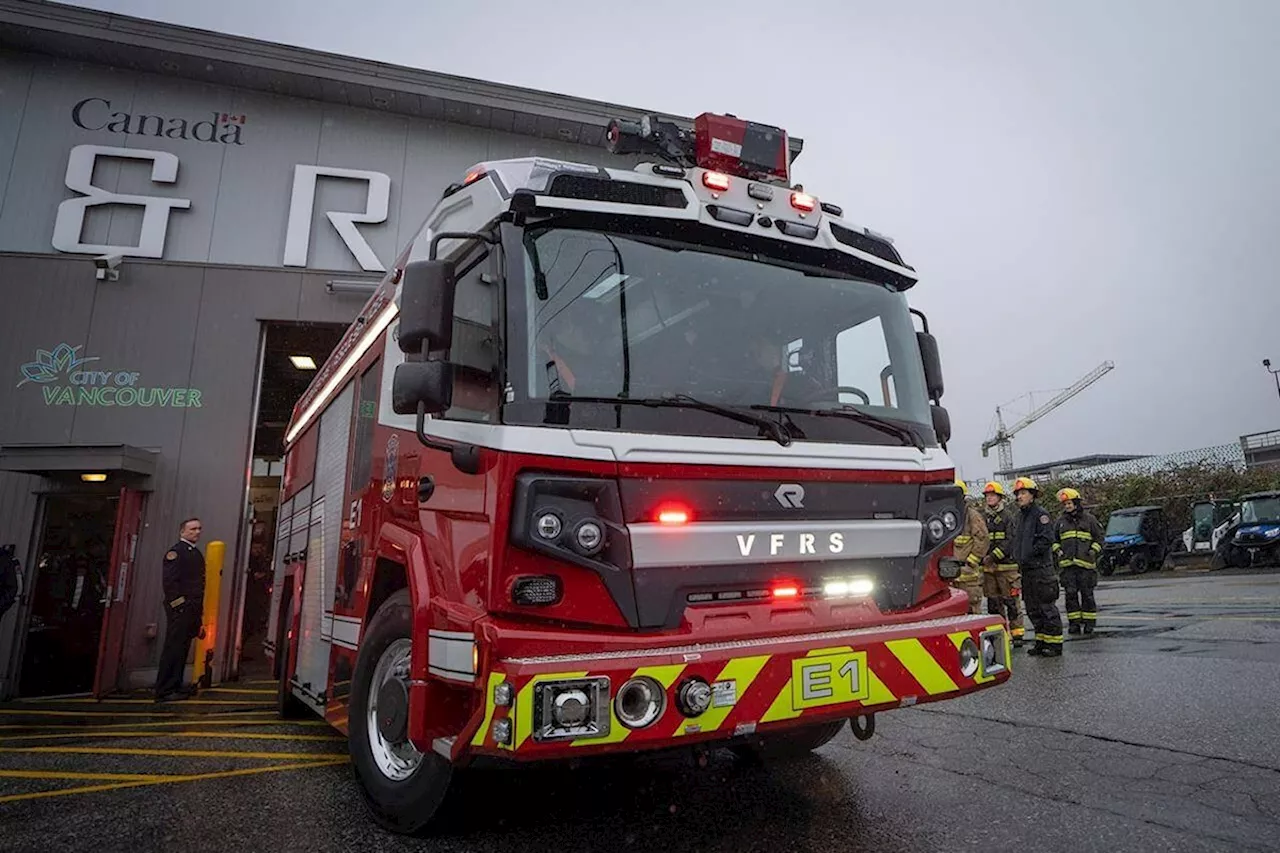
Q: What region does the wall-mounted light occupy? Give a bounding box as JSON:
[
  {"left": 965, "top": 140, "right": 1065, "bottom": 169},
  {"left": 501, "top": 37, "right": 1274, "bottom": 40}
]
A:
[
  {"left": 289, "top": 355, "right": 317, "bottom": 370},
  {"left": 326, "top": 280, "right": 379, "bottom": 295},
  {"left": 81, "top": 473, "right": 107, "bottom": 483}
]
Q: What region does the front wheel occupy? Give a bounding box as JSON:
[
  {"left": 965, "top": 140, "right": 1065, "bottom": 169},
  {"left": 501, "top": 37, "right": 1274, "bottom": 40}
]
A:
[
  {"left": 349, "top": 589, "right": 452, "bottom": 835},
  {"left": 1130, "top": 553, "right": 1150, "bottom": 575},
  {"left": 731, "top": 719, "right": 845, "bottom": 763},
  {"left": 1098, "top": 554, "right": 1115, "bottom": 577}
]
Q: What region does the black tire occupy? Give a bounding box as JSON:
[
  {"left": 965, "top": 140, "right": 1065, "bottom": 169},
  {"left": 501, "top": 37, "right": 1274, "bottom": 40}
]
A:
[
  {"left": 349, "top": 589, "right": 452, "bottom": 835},
  {"left": 1130, "top": 553, "right": 1150, "bottom": 575},
  {"left": 1098, "top": 554, "right": 1115, "bottom": 577},
  {"left": 732, "top": 719, "right": 845, "bottom": 763},
  {"left": 276, "top": 594, "right": 310, "bottom": 720}
]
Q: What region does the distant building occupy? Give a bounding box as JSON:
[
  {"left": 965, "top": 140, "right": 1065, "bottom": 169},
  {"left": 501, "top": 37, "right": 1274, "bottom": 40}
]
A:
[
  {"left": 995, "top": 454, "right": 1147, "bottom": 482},
  {"left": 1242, "top": 430, "right": 1280, "bottom": 470}
]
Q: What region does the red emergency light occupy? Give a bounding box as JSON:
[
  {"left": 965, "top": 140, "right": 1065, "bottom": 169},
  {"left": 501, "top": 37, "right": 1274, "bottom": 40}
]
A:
[
  {"left": 693, "top": 113, "right": 790, "bottom": 185},
  {"left": 604, "top": 111, "right": 792, "bottom": 185}
]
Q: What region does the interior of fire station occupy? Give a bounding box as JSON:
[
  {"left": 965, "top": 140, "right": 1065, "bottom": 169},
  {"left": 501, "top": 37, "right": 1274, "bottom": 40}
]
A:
[
  {"left": 234, "top": 321, "right": 346, "bottom": 679},
  {"left": 0, "top": 446, "right": 156, "bottom": 698}
]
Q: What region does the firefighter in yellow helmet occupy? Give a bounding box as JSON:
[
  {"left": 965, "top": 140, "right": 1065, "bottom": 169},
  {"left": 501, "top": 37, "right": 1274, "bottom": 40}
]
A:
[
  {"left": 1009, "top": 476, "right": 1064, "bottom": 657},
  {"left": 981, "top": 481, "right": 1025, "bottom": 646},
  {"left": 1054, "top": 487, "right": 1105, "bottom": 635},
  {"left": 950, "top": 480, "right": 990, "bottom": 613}
]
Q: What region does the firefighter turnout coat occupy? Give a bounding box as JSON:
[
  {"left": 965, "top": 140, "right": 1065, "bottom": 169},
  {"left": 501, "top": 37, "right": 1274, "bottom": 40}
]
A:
[{"left": 1053, "top": 509, "right": 1105, "bottom": 570}]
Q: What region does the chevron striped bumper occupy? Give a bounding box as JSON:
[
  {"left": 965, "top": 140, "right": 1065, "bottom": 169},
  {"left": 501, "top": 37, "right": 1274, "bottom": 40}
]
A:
[{"left": 461, "top": 613, "right": 1011, "bottom": 759}]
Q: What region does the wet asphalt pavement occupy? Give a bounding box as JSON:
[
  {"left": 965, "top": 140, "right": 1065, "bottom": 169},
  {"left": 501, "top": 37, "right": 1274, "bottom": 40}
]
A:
[{"left": 2, "top": 568, "right": 1278, "bottom": 853}]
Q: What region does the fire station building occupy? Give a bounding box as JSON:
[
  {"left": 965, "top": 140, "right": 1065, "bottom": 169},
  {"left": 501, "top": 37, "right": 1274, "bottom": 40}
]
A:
[{"left": 0, "top": 0, "right": 679, "bottom": 698}]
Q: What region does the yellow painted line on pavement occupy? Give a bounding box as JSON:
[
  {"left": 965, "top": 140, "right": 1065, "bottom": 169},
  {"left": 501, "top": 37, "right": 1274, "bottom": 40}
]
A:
[
  {"left": 0, "top": 757, "right": 348, "bottom": 805},
  {"left": 0, "top": 717, "right": 328, "bottom": 732},
  {"left": 0, "top": 745, "right": 346, "bottom": 760},
  {"left": 26, "top": 698, "right": 275, "bottom": 706},
  {"left": 0, "top": 730, "right": 341, "bottom": 743},
  {"left": 0, "top": 769, "right": 168, "bottom": 782},
  {"left": 200, "top": 688, "right": 276, "bottom": 695},
  {"left": 0, "top": 709, "right": 273, "bottom": 719}
]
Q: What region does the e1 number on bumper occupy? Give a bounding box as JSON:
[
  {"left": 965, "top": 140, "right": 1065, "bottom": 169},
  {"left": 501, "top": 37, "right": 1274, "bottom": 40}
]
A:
[{"left": 791, "top": 651, "right": 869, "bottom": 710}]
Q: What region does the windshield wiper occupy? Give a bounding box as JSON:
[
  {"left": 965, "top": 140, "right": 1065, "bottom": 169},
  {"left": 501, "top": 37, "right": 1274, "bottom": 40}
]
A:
[
  {"left": 548, "top": 392, "right": 793, "bottom": 447},
  {"left": 749, "top": 403, "right": 925, "bottom": 451}
]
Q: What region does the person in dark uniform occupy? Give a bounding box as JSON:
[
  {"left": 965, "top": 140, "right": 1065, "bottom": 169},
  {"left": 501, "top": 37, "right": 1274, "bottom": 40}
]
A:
[
  {"left": 154, "top": 517, "right": 206, "bottom": 702},
  {"left": 1009, "top": 478, "right": 1064, "bottom": 657}
]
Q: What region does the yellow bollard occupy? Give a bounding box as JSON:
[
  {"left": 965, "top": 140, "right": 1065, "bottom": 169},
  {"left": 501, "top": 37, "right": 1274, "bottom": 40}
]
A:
[{"left": 194, "top": 540, "right": 224, "bottom": 689}]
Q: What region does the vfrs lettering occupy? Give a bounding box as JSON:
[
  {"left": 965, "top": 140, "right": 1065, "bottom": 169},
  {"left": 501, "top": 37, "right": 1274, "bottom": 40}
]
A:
[{"left": 737, "top": 531, "right": 845, "bottom": 557}]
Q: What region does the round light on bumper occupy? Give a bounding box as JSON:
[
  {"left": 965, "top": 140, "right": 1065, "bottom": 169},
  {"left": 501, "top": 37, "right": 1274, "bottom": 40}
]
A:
[
  {"left": 615, "top": 676, "right": 665, "bottom": 729},
  {"left": 574, "top": 520, "right": 605, "bottom": 556},
  {"left": 536, "top": 511, "right": 562, "bottom": 540},
  {"left": 927, "top": 517, "right": 946, "bottom": 542},
  {"left": 958, "top": 637, "right": 980, "bottom": 678},
  {"left": 552, "top": 689, "right": 591, "bottom": 728},
  {"left": 942, "top": 510, "right": 959, "bottom": 532}
]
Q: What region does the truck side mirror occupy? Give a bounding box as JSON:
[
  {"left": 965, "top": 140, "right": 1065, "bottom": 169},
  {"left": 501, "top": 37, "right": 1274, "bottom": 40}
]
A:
[
  {"left": 391, "top": 361, "right": 453, "bottom": 416},
  {"left": 917, "top": 331, "right": 944, "bottom": 402},
  {"left": 931, "top": 404, "right": 952, "bottom": 447},
  {"left": 397, "top": 259, "right": 457, "bottom": 355}
]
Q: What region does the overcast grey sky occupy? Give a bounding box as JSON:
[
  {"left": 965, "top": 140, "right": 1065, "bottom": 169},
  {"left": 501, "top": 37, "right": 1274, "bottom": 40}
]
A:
[{"left": 70, "top": 0, "right": 1280, "bottom": 478}]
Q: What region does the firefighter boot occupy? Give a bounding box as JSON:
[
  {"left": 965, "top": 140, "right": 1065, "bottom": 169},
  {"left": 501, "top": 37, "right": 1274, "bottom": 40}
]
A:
[
  {"left": 1068, "top": 622, "right": 1082, "bottom": 636},
  {"left": 1026, "top": 640, "right": 1049, "bottom": 657},
  {"left": 1083, "top": 622, "right": 1095, "bottom": 635}
]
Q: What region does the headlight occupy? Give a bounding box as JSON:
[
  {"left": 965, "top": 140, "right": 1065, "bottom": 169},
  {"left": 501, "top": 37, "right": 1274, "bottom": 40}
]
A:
[
  {"left": 941, "top": 510, "right": 959, "bottom": 532},
  {"left": 958, "top": 637, "right": 980, "bottom": 678},
  {"left": 927, "top": 517, "right": 946, "bottom": 542},
  {"left": 1265, "top": 528, "right": 1280, "bottom": 539}
]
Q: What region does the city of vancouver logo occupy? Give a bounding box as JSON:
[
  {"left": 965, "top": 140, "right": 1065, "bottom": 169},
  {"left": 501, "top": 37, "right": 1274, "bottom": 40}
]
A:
[{"left": 17, "top": 343, "right": 202, "bottom": 408}]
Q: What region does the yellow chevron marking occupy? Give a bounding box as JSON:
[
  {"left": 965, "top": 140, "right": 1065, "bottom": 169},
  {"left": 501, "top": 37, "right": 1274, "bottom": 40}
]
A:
[
  {"left": 573, "top": 664, "right": 687, "bottom": 747},
  {"left": 762, "top": 681, "right": 801, "bottom": 723},
  {"left": 676, "top": 655, "right": 770, "bottom": 736},
  {"left": 863, "top": 667, "right": 897, "bottom": 707},
  {"left": 512, "top": 670, "right": 588, "bottom": 750},
  {"left": 471, "top": 672, "right": 506, "bottom": 747},
  {"left": 886, "top": 638, "right": 959, "bottom": 695}
]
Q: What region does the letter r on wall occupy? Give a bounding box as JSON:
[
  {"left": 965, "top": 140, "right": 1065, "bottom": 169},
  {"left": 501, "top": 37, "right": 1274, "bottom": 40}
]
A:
[
  {"left": 52, "top": 145, "right": 192, "bottom": 258},
  {"left": 283, "top": 165, "right": 390, "bottom": 271}
]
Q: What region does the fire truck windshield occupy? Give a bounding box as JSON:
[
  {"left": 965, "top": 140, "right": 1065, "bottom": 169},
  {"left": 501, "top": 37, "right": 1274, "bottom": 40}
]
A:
[{"left": 506, "top": 225, "right": 936, "bottom": 447}]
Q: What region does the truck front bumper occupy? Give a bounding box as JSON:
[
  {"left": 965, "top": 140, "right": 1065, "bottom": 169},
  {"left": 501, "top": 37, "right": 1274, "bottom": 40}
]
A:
[{"left": 453, "top": 613, "right": 1010, "bottom": 761}]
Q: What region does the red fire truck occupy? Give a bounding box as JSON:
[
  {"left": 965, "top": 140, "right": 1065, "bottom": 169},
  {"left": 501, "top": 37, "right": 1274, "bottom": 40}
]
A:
[{"left": 266, "top": 111, "right": 1012, "bottom": 833}]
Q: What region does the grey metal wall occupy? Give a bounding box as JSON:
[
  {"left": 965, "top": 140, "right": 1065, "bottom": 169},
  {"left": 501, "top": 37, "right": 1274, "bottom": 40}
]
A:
[
  {"left": 0, "top": 50, "right": 621, "bottom": 271},
  {"left": 0, "top": 49, "right": 632, "bottom": 693}
]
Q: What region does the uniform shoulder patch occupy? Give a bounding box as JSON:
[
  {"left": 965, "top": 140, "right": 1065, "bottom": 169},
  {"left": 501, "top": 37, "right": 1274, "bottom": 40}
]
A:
[
  {"left": 165, "top": 550, "right": 178, "bottom": 561},
  {"left": 1040, "top": 515, "right": 1050, "bottom": 524}
]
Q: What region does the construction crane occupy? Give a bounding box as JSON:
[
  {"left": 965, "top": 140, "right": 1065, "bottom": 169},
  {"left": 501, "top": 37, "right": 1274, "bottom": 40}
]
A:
[{"left": 982, "top": 361, "right": 1116, "bottom": 474}]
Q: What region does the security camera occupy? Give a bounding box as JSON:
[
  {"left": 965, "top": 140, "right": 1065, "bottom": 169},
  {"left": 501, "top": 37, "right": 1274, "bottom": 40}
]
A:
[{"left": 94, "top": 253, "right": 122, "bottom": 281}]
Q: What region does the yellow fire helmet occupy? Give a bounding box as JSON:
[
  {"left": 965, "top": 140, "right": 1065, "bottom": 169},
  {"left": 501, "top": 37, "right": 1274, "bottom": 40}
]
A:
[
  {"left": 983, "top": 481, "right": 1006, "bottom": 497},
  {"left": 1012, "top": 476, "right": 1039, "bottom": 494},
  {"left": 956, "top": 478, "right": 968, "bottom": 496},
  {"left": 1058, "top": 487, "right": 1081, "bottom": 503}
]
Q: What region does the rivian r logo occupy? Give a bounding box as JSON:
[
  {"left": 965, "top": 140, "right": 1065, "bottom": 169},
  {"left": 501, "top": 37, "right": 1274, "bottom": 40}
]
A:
[{"left": 774, "top": 483, "right": 805, "bottom": 509}]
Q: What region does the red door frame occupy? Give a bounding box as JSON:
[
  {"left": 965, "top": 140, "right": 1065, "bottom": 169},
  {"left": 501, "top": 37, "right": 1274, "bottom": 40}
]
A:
[{"left": 92, "top": 487, "right": 146, "bottom": 698}]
